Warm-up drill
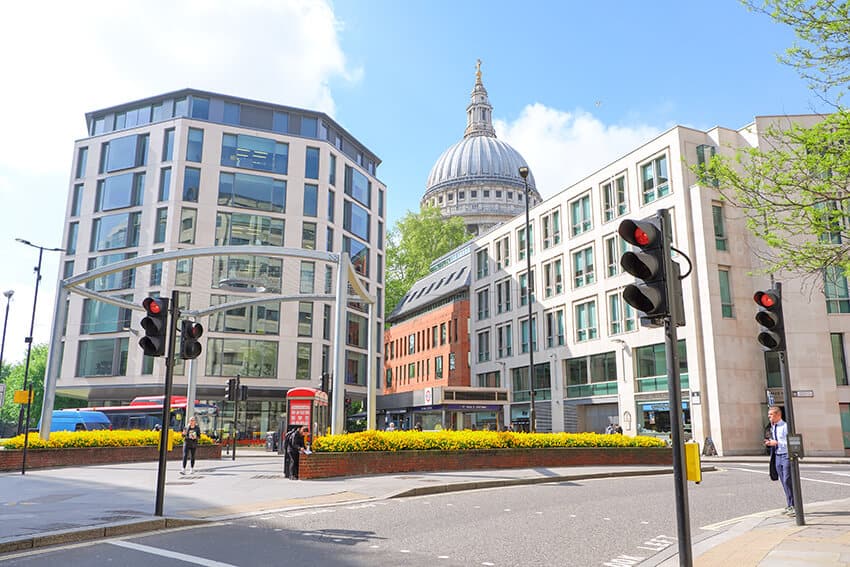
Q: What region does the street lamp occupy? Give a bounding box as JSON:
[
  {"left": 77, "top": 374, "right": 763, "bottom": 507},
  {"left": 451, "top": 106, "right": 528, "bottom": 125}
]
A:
[
  {"left": 15, "top": 239, "right": 65, "bottom": 436},
  {"left": 518, "top": 166, "right": 536, "bottom": 433},
  {"left": 0, "top": 290, "right": 14, "bottom": 374}
]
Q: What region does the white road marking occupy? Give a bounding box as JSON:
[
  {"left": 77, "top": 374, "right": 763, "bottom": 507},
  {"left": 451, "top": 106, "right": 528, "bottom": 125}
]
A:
[
  {"left": 728, "top": 466, "right": 850, "bottom": 487},
  {"left": 108, "top": 540, "right": 237, "bottom": 566},
  {"left": 400, "top": 549, "right": 411, "bottom": 553}
]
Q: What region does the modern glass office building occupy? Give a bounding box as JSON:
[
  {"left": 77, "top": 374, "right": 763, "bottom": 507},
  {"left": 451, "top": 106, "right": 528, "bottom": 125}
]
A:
[{"left": 52, "top": 89, "right": 386, "bottom": 437}]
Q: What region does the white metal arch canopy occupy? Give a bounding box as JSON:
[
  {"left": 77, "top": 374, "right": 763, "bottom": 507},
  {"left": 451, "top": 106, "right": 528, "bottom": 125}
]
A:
[{"left": 40, "top": 246, "right": 375, "bottom": 438}]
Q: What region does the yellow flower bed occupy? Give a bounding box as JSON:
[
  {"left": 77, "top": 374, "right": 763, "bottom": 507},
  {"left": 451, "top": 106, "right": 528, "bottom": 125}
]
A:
[
  {"left": 0, "top": 430, "right": 214, "bottom": 450},
  {"left": 311, "top": 430, "right": 666, "bottom": 453}
]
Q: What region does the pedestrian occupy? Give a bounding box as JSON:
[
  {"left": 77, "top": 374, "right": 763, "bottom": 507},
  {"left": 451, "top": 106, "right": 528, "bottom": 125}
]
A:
[
  {"left": 414, "top": 423, "right": 422, "bottom": 431},
  {"left": 386, "top": 422, "right": 396, "bottom": 431},
  {"left": 288, "top": 425, "right": 309, "bottom": 480},
  {"left": 614, "top": 424, "right": 623, "bottom": 434},
  {"left": 283, "top": 425, "right": 295, "bottom": 478},
  {"left": 765, "top": 406, "right": 795, "bottom": 516},
  {"left": 181, "top": 415, "right": 201, "bottom": 475},
  {"left": 605, "top": 423, "right": 615, "bottom": 434}
]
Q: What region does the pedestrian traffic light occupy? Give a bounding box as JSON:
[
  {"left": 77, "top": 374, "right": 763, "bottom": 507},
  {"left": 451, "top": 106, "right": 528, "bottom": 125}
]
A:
[
  {"left": 179, "top": 320, "right": 204, "bottom": 360},
  {"left": 225, "top": 378, "right": 238, "bottom": 401},
  {"left": 754, "top": 289, "right": 785, "bottom": 351},
  {"left": 619, "top": 217, "right": 669, "bottom": 318},
  {"left": 139, "top": 297, "right": 169, "bottom": 356},
  {"left": 239, "top": 384, "right": 249, "bottom": 402}
]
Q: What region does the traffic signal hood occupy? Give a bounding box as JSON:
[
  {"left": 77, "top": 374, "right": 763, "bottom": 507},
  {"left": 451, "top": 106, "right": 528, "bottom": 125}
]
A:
[
  {"left": 179, "top": 320, "right": 204, "bottom": 360},
  {"left": 754, "top": 290, "right": 785, "bottom": 351},
  {"left": 139, "top": 297, "right": 169, "bottom": 357}
]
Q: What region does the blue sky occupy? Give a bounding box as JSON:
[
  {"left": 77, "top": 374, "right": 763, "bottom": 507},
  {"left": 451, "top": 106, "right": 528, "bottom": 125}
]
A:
[{"left": 0, "top": 0, "right": 819, "bottom": 363}]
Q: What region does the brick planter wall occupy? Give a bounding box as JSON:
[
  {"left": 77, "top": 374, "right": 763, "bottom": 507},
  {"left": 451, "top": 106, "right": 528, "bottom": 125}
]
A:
[
  {"left": 0, "top": 444, "right": 222, "bottom": 472},
  {"left": 299, "top": 447, "right": 672, "bottom": 479}
]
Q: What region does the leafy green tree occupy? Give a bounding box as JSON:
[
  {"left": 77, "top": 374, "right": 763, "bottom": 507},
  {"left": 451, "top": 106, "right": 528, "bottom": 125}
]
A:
[
  {"left": 698, "top": 1, "right": 850, "bottom": 278},
  {"left": 385, "top": 206, "right": 472, "bottom": 318},
  {"left": 1, "top": 344, "right": 48, "bottom": 432}
]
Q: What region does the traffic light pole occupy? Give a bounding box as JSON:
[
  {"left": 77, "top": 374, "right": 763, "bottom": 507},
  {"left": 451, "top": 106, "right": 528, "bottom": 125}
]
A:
[
  {"left": 232, "top": 375, "right": 240, "bottom": 461},
  {"left": 659, "top": 209, "right": 692, "bottom": 566},
  {"left": 154, "top": 290, "right": 179, "bottom": 517},
  {"left": 774, "top": 283, "right": 806, "bottom": 526}
]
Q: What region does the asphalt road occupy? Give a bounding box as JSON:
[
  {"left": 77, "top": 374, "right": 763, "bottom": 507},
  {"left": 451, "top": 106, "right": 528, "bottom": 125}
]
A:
[{"left": 3, "top": 463, "right": 849, "bottom": 566}]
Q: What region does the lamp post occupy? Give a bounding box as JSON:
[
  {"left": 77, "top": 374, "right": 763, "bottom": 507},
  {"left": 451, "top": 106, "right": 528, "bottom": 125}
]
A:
[
  {"left": 518, "top": 166, "right": 536, "bottom": 433},
  {"left": 15, "top": 239, "right": 65, "bottom": 437},
  {"left": 0, "top": 290, "right": 14, "bottom": 374}
]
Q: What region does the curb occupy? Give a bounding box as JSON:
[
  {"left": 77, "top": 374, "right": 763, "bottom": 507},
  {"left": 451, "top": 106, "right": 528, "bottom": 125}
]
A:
[{"left": 0, "top": 517, "right": 209, "bottom": 554}]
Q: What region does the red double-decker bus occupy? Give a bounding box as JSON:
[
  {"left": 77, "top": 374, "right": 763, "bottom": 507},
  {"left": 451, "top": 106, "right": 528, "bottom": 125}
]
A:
[{"left": 78, "top": 396, "right": 219, "bottom": 433}]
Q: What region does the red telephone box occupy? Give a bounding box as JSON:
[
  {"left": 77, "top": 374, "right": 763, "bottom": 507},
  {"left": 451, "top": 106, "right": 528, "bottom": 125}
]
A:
[{"left": 286, "top": 387, "right": 329, "bottom": 438}]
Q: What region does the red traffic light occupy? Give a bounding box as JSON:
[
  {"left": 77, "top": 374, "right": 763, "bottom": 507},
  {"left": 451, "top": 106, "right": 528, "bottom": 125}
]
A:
[
  {"left": 633, "top": 227, "right": 650, "bottom": 246},
  {"left": 618, "top": 219, "right": 660, "bottom": 249},
  {"left": 143, "top": 297, "right": 163, "bottom": 314},
  {"left": 184, "top": 322, "right": 204, "bottom": 339},
  {"left": 754, "top": 291, "right": 778, "bottom": 309}
]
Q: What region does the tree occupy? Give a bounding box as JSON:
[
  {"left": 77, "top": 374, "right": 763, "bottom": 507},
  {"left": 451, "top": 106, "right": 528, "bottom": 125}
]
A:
[
  {"left": 699, "top": 1, "right": 850, "bottom": 279},
  {"left": 385, "top": 206, "right": 472, "bottom": 318}
]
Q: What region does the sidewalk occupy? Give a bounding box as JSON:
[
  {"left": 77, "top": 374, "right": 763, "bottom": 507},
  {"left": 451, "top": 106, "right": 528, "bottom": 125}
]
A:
[{"left": 0, "top": 451, "right": 848, "bottom": 565}]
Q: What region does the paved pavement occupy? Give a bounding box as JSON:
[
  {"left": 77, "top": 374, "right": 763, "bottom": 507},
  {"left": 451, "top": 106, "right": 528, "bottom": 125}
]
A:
[{"left": 0, "top": 450, "right": 848, "bottom": 565}]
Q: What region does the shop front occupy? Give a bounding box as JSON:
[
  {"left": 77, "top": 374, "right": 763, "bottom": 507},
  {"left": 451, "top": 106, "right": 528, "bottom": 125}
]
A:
[{"left": 636, "top": 399, "right": 691, "bottom": 443}]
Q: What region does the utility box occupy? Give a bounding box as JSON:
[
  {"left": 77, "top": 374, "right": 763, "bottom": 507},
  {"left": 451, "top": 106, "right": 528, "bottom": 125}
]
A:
[{"left": 685, "top": 441, "right": 702, "bottom": 484}]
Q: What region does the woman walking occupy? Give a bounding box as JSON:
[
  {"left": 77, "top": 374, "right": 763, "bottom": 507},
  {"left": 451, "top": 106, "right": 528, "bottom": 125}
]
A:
[{"left": 181, "top": 415, "right": 202, "bottom": 474}]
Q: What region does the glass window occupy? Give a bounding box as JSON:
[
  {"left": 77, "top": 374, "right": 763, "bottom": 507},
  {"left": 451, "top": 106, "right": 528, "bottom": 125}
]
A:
[
  {"left": 186, "top": 127, "right": 204, "bottom": 162},
  {"left": 206, "top": 338, "right": 278, "bottom": 377},
  {"left": 85, "top": 252, "right": 136, "bottom": 291},
  {"left": 345, "top": 350, "right": 367, "bottom": 385},
  {"left": 478, "top": 330, "right": 490, "bottom": 362},
  {"left": 221, "top": 133, "right": 288, "bottom": 174},
  {"left": 635, "top": 340, "right": 688, "bottom": 392},
  {"left": 517, "top": 224, "right": 534, "bottom": 260},
  {"left": 209, "top": 294, "right": 279, "bottom": 335},
  {"left": 190, "top": 96, "right": 209, "bottom": 119},
  {"left": 174, "top": 97, "right": 188, "bottom": 117},
  {"left": 495, "top": 236, "right": 510, "bottom": 270},
  {"left": 152, "top": 101, "right": 172, "bottom": 122},
  {"left": 212, "top": 255, "right": 282, "bottom": 294},
  {"left": 327, "top": 227, "right": 334, "bottom": 252},
  {"left": 345, "top": 165, "right": 371, "bottom": 207},
  {"left": 378, "top": 189, "right": 384, "bottom": 218},
  {"left": 476, "top": 249, "right": 489, "bottom": 279},
  {"left": 301, "top": 116, "right": 318, "bottom": 138},
  {"left": 67, "top": 222, "right": 78, "bottom": 254},
  {"left": 100, "top": 134, "right": 149, "bottom": 173},
  {"left": 303, "top": 184, "right": 318, "bottom": 217},
  {"left": 545, "top": 308, "right": 565, "bottom": 348},
  {"left": 75, "top": 147, "right": 88, "bottom": 179},
  {"left": 305, "top": 147, "right": 320, "bottom": 179},
  {"left": 347, "top": 312, "right": 367, "bottom": 348},
  {"left": 833, "top": 334, "right": 848, "bottom": 386},
  {"left": 477, "top": 288, "right": 490, "bottom": 320},
  {"left": 183, "top": 167, "right": 200, "bottom": 202},
  {"left": 641, "top": 155, "right": 670, "bottom": 204},
  {"left": 77, "top": 338, "right": 128, "bottom": 377},
  {"left": 608, "top": 291, "right": 637, "bottom": 335},
  {"left": 825, "top": 267, "right": 850, "bottom": 313},
  {"left": 328, "top": 190, "right": 336, "bottom": 222},
  {"left": 496, "top": 278, "right": 511, "bottom": 314},
  {"left": 343, "top": 236, "right": 369, "bottom": 276},
  {"left": 604, "top": 234, "right": 627, "bottom": 277},
  {"left": 298, "top": 302, "right": 314, "bottom": 337},
  {"left": 719, "top": 268, "right": 734, "bottom": 317},
  {"left": 570, "top": 194, "right": 592, "bottom": 236},
  {"left": 329, "top": 154, "right": 337, "bottom": 186},
  {"left": 215, "top": 212, "right": 284, "bottom": 246},
  {"left": 712, "top": 203, "right": 728, "bottom": 251},
  {"left": 273, "top": 111, "right": 288, "bottom": 133},
  {"left": 302, "top": 221, "right": 317, "bottom": 250},
  {"left": 154, "top": 208, "right": 168, "bottom": 243},
  {"left": 180, "top": 208, "right": 197, "bottom": 244},
  {"left": 300, "top": 261, "right": 315, "bottom": 293},
  {"left": 150, "top": 259, "right": 163, "bottom": 286},
  {"left": 90, "top": 212, "right": 140, "bottom": 251},
  {"left": 344, "top": 200, "right": 370, "bottom": 241},
  {"left": 218, "top": 172, "right": 286, "bottom": 213},
  {"left": 158, "top": 167, "right": 171, "bottom": 201},
  {"left": 496, "top": 323, "right": 513, "bottom": 358},
  {"left": 575, "top": 299, "right": 598, "bottom": 342},
  {"left": 81, "top": 297, "right": 132, "bottom": 334},
  {"left": 566, "top": 352, "right": 617, "bottom": 398},
  {"left": 602, "top": 174, "right": 628, "bottom": 222},
  {"left": 519, "top": 270, "right": 535, "bottom": 306},
  {"left": 71, "top": 184, "right": 83, "bottom": 216},
  {"left": 542, "top": 209, "right": 561, "bottom": 248},
  {"left": 543, "top": 257, "right": 563, "bottom": 298},
  {"left": 520, "top": 315, "right": 538, "bottom": 353},
  {"left": 572, "top": 246, "right": 595, "bottom": 288},
  {"left": 163, "top": 128, "right": 175, "bottom": 162},
  {"left": 95, "top": 172, "right": 144, "bottom": 212},
  {"left": 296, "top": 343, "right": 312, "bottom": 380}
]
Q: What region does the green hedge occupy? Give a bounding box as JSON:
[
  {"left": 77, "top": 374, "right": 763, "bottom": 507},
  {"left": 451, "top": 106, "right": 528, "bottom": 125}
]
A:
[{"left": 0, "top": 430, "right": 215, "bottom": 450}]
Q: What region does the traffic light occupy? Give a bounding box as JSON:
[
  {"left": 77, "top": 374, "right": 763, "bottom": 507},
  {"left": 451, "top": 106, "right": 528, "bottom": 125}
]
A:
[
  {"left": 225, "top": 378, "right": 238, "bottom": 401},
  {"left": 239, "top": 384, "right": 249, "bottom": 402},
  {"left": 618, "top": 215, "right": 685, "bottom": 326},
  {"left": 179, "top": 320, "right": 204, "bottom": 360},
  {"left": 139, "top": 297, "right": 169, "bottom": 356},
  {"left": 754, "top": 289, "right": 785, "bottom": 351},
  {"left": 619, "top": 218, "right": 669, "bottom": 318}
]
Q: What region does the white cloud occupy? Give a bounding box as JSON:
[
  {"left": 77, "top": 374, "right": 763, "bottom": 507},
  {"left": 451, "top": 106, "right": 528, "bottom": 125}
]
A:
[
  {"left": 495, "top": 103, "right": 663, "bottom": 198},
  {"left": 0, "top": 0, "right": 353, "bottom": 362}
]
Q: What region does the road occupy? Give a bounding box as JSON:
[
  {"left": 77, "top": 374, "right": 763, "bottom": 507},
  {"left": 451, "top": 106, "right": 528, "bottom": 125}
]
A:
[{"left": 3, "top": 463, "right": 849, "bottom": 566}]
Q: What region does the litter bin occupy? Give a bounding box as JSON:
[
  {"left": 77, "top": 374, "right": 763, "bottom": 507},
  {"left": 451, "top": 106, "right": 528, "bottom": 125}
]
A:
[{"left": 265, "top": 431, "right": 276, "bottom": 452}]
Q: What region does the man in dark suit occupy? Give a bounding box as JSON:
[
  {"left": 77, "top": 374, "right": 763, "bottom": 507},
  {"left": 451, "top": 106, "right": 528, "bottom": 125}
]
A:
[{"left": 765, "top": 406, "right": 794, "bottom": 516}]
